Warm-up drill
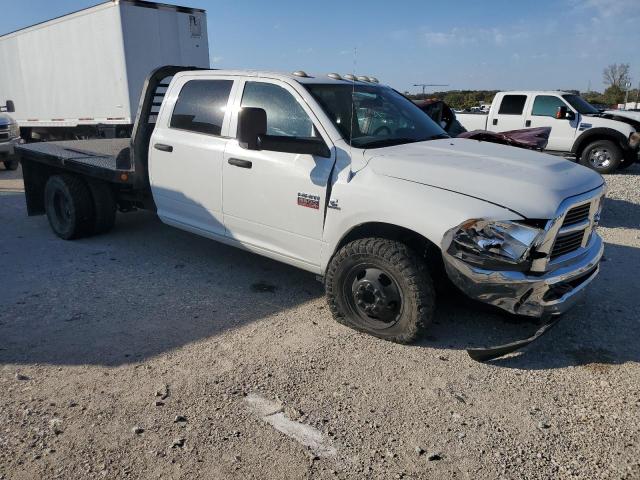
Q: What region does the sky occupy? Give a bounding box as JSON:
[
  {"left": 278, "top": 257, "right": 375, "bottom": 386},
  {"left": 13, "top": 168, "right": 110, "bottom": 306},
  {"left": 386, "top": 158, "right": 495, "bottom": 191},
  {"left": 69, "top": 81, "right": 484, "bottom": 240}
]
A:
[{"left": 1, "top": 0, "right": 638, "bottom": 95}]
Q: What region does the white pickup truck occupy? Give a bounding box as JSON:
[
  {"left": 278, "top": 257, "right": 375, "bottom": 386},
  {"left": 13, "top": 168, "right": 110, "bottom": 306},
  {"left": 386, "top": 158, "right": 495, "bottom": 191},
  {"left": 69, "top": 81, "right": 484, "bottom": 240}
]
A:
[
  {"left": 0, "top": 102, "right": 21, "bottom": 171},
  {"left": 17, "top": 67, "right": 605, "bottom": 359},
  {"left": 457, "top": 91, "right": 640, "bottom": 173}
]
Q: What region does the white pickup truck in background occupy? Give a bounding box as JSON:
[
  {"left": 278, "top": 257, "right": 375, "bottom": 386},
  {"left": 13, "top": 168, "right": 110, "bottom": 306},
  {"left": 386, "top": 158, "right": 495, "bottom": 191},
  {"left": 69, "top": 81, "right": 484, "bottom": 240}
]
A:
[
  {"left": 16, "top": 68, "right": 606, "bottom": 360},
  {"left": 0, "top": 101, "right": 21, "bottom": 171},
  {"left": 457, "top": 91, "right": 640, "bottom": 173}
]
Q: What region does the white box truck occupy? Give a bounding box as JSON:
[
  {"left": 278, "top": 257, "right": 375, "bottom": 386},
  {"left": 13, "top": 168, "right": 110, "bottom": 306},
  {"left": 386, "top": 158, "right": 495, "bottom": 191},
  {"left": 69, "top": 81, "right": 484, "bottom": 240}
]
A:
[{"left": 0, "top": 0, "right": 209, "bottom": 141}]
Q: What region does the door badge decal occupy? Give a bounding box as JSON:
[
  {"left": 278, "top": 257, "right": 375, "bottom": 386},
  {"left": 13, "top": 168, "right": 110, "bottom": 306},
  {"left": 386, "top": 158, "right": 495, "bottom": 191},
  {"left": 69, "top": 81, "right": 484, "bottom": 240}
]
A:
[{"left": 297, "top": 192, "right": 320, "bottom": 209}]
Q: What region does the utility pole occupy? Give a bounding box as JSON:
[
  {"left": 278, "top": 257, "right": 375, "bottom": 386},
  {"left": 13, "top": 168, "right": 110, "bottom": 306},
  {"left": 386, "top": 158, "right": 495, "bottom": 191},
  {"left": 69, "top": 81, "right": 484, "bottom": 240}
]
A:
[
  {"left": 623, "top": 81, "right": 632, "bottom": 110},
  {"left": 413, "top": 83, "right": 449, "bottom": 97},
  {"left": 636, "top": 81, "right": 640, "bottom": 109}
]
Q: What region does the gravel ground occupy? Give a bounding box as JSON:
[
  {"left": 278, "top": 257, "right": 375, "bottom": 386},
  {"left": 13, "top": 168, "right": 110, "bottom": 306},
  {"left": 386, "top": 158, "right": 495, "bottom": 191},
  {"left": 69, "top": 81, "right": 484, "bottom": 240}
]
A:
[{"left": 1, "top": 162, "right": 639, "bottom": 479}]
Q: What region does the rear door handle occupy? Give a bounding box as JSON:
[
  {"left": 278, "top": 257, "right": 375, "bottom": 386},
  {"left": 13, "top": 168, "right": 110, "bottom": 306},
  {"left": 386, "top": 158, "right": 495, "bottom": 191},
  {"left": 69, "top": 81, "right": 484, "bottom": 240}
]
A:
[
  {"left": 525, "top": 120, "right": 531, "bottom": 127},
  {"left": 154, "top": 143, "right": 173, "bottom": 152},
  {"left": 228, "top": 158, "right": 252, "bottom": 169},
  {"left": 492, "top": 119, "right": 498, "bottom": 126}
]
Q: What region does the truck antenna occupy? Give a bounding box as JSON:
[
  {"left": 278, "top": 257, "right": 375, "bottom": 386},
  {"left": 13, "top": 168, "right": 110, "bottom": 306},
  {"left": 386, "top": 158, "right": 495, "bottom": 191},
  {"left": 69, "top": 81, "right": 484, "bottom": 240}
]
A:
[{"left": 347, "top": 47, "right": 357, "bottom": 181}]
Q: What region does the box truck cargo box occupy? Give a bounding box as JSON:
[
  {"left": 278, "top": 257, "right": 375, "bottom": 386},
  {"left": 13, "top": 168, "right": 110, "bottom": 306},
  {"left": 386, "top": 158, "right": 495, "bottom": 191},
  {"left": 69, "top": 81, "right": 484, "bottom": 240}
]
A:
[{"left": 0, "top": 0, "right": 209, "bottom": 139}]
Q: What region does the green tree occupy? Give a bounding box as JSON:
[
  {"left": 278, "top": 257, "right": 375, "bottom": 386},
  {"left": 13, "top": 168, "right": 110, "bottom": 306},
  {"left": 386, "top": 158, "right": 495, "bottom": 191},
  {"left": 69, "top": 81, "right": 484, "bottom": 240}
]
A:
[{"left": 603, "top": 85, "right": 625, "bottom": 105}]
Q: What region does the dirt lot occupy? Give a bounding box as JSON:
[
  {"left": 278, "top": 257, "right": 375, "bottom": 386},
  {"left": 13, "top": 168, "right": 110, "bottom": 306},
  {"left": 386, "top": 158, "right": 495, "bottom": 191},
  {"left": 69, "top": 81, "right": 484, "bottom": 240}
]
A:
[{"left": 1, "top": 162, "right": 639, "bottom": 480}]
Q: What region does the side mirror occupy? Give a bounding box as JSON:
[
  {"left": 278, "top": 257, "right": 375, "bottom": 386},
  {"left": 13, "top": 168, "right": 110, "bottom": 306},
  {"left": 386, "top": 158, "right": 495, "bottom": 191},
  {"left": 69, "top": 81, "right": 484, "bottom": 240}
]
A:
[
  {"left": 556, "top": 105, "right": 574, "bottom": 120},
  {"left": 6, "top": 100, "right": 15, "bottom": 113},
  {"left": 238, "top": 106, "right": 331, "bottom": 157},
  {"left": 238, "top": 107, "right": 266, "bottom": 150}
]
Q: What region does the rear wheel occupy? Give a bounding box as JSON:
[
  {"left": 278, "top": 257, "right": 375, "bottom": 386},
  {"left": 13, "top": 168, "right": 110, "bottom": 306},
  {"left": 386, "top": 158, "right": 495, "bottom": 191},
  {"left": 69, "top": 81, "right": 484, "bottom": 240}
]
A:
[
  {"left": 86, "top": 180, "right": 117, "bottom": 234},
  {"left": 579, "top": 139, "right": 623, "bottom": 174},
  {"left": 325, "top": 238, "right": 435, "bottom": 344},
  {"left": 44, "top": 174, "right": 95, "bottom": 240},
  {"left": 3, "top": 159, "right": 19, "bottom": 170}
]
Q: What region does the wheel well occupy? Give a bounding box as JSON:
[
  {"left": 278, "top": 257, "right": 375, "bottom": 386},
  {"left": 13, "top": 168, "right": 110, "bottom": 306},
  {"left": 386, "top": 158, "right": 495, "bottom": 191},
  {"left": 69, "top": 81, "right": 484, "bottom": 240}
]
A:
[
  {"left": 574, "top": 133, "right": 624, "bottom": 158},
  {"left": 336, "top": 222, "right": 445, "bottom": 279}
]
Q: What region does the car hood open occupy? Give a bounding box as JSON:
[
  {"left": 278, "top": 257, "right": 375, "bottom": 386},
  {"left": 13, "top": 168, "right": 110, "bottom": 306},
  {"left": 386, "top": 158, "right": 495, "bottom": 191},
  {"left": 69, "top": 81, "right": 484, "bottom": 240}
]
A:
[{"left": 366, "top": 138, "right": 604, "bottom": 219}]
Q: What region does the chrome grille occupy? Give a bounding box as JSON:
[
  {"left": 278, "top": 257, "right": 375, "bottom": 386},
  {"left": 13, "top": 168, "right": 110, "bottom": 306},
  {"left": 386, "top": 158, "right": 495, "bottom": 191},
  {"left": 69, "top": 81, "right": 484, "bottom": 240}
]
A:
[
  {"left": 550, "top": 230, "right": 585, "bottom": 259},
  {"left": 562, "top": 203, "right": 590, "bottom": 227},
  {"left": 530, "top": 185, "right": 604, "bottom": 273}
]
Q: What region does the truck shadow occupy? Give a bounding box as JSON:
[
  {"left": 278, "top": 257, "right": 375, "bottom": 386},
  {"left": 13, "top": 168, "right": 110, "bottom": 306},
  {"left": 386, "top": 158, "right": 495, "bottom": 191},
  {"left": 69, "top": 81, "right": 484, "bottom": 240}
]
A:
[
  {"left": 421, "top": 241, "right": 640, "bottom": 370},
  {"left": 0, "top": 191, "right": 638, "bottom": 371},
  {"left": 598, "top": 197, "right": 640, "bottom": 229}
]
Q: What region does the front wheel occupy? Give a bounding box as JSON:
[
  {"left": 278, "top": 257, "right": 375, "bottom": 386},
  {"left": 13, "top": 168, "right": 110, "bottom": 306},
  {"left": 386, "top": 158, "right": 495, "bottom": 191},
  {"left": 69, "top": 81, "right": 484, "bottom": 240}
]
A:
[
  {"left": 325, "top": 238, "right": 435, "bottom": 344},
  {"left": 579, "top": 139, "right": 623, "bottom": 174}
]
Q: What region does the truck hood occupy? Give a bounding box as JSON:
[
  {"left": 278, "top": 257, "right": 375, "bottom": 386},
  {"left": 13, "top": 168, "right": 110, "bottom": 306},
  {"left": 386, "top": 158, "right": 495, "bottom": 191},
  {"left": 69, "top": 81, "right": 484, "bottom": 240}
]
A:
[
  {"left": 602, "top": 110, "right": 640, "bottom": 129},
  {"left": 366, "top": 138, "right": 603, "bottom": 219}
]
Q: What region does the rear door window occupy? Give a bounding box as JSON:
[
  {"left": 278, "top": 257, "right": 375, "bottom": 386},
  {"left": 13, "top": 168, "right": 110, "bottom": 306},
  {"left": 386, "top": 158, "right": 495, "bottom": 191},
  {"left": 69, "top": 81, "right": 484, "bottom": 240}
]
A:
[
  {"left": 531, "top": 95, "right": 566, "bottom": 117},
  {"left": 498, "top": 95, "right": 527, "bottom": 115},
  {"left": 170, "top": 80, "right": 233, "bottom": 136}
]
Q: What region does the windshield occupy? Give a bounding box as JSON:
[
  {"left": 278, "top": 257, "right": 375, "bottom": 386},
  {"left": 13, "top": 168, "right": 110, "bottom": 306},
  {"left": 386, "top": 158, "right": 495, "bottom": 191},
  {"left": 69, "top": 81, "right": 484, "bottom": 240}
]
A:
[
  {"left": 305, "top": 83, "right": 448, "bottom": 148},
  {"left": 562, "top": 94, "right": 600, "bottom": 115}
]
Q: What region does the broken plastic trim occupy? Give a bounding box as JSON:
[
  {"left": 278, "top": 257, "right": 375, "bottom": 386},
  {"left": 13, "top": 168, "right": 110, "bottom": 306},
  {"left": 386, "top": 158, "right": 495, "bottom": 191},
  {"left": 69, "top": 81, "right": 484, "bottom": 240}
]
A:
[{"left": 466, "top": 315, "right": 561, "bottom": 362}]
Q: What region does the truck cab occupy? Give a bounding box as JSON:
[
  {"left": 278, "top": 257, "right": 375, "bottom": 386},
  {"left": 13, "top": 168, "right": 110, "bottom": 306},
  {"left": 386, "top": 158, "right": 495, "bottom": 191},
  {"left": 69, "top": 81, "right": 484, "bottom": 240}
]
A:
[{"left": 457, "top": 91, "right": 639, "bottom": 173}]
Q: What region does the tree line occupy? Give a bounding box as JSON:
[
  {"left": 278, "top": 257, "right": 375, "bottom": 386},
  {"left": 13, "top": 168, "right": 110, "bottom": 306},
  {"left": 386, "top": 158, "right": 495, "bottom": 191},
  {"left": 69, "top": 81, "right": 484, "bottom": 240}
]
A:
[{"left": 406, "top": 63, "right": 636, "bottom": 110}]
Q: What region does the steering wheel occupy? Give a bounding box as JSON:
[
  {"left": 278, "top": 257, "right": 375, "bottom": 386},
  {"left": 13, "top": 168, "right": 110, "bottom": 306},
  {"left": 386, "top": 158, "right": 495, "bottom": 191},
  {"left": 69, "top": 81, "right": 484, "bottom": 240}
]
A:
[{"left": 372, "top": 125, "right": 392, "bottom": 136}]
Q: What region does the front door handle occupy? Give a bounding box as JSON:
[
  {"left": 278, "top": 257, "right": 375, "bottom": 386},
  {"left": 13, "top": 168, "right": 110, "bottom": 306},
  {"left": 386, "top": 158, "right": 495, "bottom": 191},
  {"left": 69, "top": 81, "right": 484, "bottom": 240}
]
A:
[
  {"left": 154, "top": 143, "right": 173, "bottom": 152},
  {"left": 492, "top": 118, "right": 498, "bottom": 126},
  {"left": 228, "top": 158, "right": 252, "bottom": 169},
  {"left": 525, "top": 120, "right": 531, "bottom": 127}
]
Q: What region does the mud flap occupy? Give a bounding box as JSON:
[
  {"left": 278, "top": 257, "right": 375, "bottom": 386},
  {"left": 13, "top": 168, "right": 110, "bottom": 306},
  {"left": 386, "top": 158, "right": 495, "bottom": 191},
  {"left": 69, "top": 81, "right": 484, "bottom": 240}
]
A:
[{"left": 467, "top": 315, "right": 561, "bottom": 362}]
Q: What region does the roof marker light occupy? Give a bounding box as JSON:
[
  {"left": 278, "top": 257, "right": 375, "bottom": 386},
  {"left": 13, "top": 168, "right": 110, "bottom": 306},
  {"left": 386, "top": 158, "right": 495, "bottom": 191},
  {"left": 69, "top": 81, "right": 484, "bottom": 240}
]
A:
[
  {"left": 344, "top": 74, "right": 357, "bottom": 81},
  {"left": 327, "top": 73, "right": 342, "bottom": 80},
  {"left": 357, "top": 76, "right": 370, "bottom": 82},
  {"left": 292, "top": 70, "right": 309, "bottom": 78}
]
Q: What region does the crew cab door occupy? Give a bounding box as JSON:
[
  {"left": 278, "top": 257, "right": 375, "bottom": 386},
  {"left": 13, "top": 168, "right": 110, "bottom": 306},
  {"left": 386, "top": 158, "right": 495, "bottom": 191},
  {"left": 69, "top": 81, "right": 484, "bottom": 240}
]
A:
[
  {"left": 149, "top": 76, "right": 237, "bottom": 236},
  {"left": 488, "top": 94, "right": 529, "bottom": 132},
  {"left": 222, "top": 79, "right": 335, "bottom": 268},
  {"left": 524, "top": 94, "right": 579, "bottom": 151}
]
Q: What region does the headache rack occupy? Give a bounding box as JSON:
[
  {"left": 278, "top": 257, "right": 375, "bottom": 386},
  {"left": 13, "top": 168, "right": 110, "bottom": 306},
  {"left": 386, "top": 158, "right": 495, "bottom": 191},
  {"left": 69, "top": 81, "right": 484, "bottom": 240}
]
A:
[{"left": 16, "top": 65, "right": 203, "bottom": 189}]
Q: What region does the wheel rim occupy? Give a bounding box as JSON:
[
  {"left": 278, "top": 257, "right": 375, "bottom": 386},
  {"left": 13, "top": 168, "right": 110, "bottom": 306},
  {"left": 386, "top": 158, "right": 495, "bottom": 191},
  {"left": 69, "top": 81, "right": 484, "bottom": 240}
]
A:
[
  {"left": 345, "top": 265, "right": 403, "bottom": 330},
  {"left": 588, "top": 148, "right": 612, "bottom": 169},
  {"left": 53, "top": 190, "right": 72, "bottom": 225}
]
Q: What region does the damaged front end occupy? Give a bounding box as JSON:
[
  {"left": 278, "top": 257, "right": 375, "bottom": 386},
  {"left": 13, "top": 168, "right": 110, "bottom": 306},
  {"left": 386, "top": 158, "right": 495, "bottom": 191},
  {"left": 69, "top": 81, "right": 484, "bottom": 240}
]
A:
[{"left": 441, "top": 186, "right": 605, "bottom": 360}]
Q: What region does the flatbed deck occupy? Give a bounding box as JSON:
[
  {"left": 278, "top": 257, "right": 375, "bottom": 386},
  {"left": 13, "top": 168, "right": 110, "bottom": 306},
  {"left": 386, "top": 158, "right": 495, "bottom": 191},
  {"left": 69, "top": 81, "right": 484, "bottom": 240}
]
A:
[{"left": 17, "top": 138, "right": 135, "bottom": 184}]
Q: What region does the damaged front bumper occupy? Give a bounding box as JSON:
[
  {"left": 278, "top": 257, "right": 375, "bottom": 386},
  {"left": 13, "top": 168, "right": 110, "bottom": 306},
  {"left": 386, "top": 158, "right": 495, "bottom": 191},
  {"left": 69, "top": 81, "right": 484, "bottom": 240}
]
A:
[{"left": 442, "top": 232, "right": 603, "bottom": 318}]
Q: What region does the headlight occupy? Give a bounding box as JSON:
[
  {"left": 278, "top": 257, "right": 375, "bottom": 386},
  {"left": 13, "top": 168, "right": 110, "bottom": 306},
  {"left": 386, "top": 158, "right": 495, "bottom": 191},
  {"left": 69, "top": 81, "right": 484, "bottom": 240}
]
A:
[
  {"left": 447, "top": 219, "right": 543, "bottom": 270},
  {"left": 9, "top": 123, "right": 19, "bottom": 138}
]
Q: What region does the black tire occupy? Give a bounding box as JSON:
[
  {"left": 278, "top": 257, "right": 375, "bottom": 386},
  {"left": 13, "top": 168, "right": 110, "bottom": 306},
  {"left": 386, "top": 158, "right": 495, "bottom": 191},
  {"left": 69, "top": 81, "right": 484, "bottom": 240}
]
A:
[
  {"left": 579, "top": 139, "right": 623, "bottom": 174},
  {"left": 44, "top": 174, "right": 95, "bottom": 240},
  {"left": 86, "top": 180, "right": 117, "bottom": 234},
  {"left": 3, "top": 159, "right": 19, "bottom": 170},
  {"left": 325, "top": 238, "right": 435, "bottom": 344}
]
